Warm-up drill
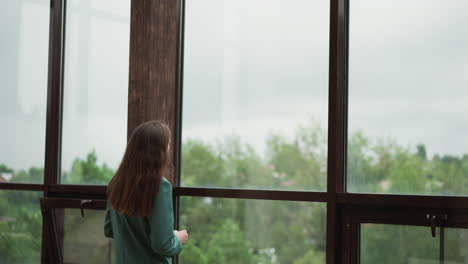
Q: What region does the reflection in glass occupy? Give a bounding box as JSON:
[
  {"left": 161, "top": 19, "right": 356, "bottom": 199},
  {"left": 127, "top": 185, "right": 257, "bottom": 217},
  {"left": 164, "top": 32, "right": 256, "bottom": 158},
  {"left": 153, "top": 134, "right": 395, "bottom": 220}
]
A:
[
  {"left": 348, "top": 0, "right": 468, "bottom": 195},
  {"left": 61, "top": 0, "right": 130, "bottom": 184},
  {"left": 179, "top": 197, "right": 326, "bottom": 264},
  {"left": 0, "top": 0, "right": 49, "bottom": 183},
  {"left": 0, "top": 191, "right": 42, "bottom": 263},
  {"left": 63, "top": 209, "right": 114, "bottom": 264},
  {"left": 182, "top": 0, "right": 329, "bottom": 190}
]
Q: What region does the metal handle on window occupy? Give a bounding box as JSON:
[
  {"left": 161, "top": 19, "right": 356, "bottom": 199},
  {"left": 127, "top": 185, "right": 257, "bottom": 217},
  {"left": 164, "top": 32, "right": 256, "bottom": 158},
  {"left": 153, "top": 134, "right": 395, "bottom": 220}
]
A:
[
  {"left": 80, "top": 199, "right": 93, "bottom": 218},
  {"left": 427, "top": 212, "right": 448, "bottom": 238}
]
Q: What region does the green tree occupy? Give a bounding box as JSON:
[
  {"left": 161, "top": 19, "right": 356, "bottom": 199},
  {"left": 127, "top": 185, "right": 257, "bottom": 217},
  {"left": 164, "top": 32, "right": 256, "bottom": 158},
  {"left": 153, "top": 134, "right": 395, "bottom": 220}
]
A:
[
  {"left": 181, "top": 140, "right": 225, "bottom": 186},
  {"left": 11, "top": 167, "right": 43, "bottom": 183},
  {"left": 0, "top": 164, "right": 13, "bottom": 173},
  {"left": 205, "top": 220, "right": 256, "bottom": 264},
  {"left": 63, "top": 150, "right": 114, "bottom": 184},
  {"left": 179, "top": 238, "right": 208, "bottom": 264},
  {"left": 293, "top": 249, "right": 325, "bottom": 264},
  {"left": 0, "top": 191, "right": 42, "bottom": 263}
]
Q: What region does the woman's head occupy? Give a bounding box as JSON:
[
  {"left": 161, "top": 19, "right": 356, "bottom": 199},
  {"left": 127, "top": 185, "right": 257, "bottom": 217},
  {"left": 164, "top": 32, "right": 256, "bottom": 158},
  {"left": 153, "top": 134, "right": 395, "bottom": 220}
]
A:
[{"left": 107, "top": 120, "right": 172, "bottom": 216}]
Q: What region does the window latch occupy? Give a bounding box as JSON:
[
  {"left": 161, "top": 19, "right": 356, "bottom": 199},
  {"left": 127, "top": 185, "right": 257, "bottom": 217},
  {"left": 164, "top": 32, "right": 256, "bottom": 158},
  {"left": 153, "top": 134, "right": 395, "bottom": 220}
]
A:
[
  {"left": 427, "top": 211, "right": 448, "bottom": 238},
  {"left": 80, "top": 199, "right": 93, "bottom": 218}
]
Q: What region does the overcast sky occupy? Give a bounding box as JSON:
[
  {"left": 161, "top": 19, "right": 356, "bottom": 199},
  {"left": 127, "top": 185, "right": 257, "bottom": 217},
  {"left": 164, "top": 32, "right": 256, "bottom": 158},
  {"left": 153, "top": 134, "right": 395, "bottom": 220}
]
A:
[{"left": 1, "top": 0, "right": 467, "bottom": 172}]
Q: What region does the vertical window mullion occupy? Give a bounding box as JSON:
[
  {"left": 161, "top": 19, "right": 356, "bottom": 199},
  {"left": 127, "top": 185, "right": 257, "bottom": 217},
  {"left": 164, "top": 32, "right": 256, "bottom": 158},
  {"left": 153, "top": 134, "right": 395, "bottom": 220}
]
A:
[
  {"left": 327, "top": 0, "right": 349, "bottom": 262},
  {"left": 44, "top": 0, "right": 65, "bottom": 188}
]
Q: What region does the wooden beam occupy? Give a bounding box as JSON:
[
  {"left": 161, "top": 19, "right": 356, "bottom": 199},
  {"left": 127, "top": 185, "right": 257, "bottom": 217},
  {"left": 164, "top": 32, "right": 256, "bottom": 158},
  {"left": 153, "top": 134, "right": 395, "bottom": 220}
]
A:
[
  {"left": 127, "top": 0, "right": 180, "bottom": 136},
  {"left": 127, "top": 0, "right": 181, "bottom": 184}
]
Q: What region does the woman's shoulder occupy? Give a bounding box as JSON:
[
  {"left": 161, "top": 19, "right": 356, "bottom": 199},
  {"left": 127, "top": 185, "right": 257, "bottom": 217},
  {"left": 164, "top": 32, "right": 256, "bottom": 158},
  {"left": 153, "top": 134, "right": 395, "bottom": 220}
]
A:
[
  {"left": 153, "top": 178, "right": 173, "bottom": 206},
  {"left": 162, "top": 177, "right": 172, "bottom": 185},
  {"left": 159, "top": 177, "right": 173, "bottom": 192},
  {"left": 161, "top": 177, "right": 173, "bottom": 187}
]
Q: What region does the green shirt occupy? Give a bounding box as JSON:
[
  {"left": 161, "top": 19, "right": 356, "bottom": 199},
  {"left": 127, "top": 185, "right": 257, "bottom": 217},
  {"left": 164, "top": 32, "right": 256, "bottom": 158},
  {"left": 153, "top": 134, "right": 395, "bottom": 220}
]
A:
[{"left": 104, "top": 178, "right": 183, "bottom": 264}]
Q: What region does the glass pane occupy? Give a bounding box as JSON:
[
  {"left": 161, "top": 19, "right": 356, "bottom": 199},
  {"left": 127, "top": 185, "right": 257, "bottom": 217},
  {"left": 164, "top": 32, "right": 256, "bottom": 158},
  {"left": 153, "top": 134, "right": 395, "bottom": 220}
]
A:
[
  {"left": 182, "top": 0, "right": 329, "bottom": 190},
  {"left": 361, "top": 224, "right": 439, "bottom": 264},
  {"left": 63, "top": 209, "right": 114, "bottom": 264},
  {"left": 0, "top": 191, "right": 42, "bottom": 263},
  {"left": 445, "top": 228, "right": 468, "bottom": 263},
  {"left": 179, "top": 197, "right": 326, "bottom": 264},
  {"left": 61, "top": 0, "right": 130, "bottom": 184},
  {"left": 0, "top": 0, "right": 49, "bottom": 183},
  {"left": 348, "top": 0, "right": 468, "bottom": 195}
]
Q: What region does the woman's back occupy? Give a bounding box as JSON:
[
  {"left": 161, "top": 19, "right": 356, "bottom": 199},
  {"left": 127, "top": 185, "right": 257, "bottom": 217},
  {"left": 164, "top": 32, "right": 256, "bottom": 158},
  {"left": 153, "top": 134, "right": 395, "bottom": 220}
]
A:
[{"left": 105, "top": 178, "right": 182, "bottom": 264}]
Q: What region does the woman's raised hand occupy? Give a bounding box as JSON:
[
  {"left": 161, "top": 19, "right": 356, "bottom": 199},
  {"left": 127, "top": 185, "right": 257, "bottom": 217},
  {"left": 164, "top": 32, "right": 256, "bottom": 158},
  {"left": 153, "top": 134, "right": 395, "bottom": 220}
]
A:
[{"left": 174, "top": 230, "right": 189, "bottom": 245}]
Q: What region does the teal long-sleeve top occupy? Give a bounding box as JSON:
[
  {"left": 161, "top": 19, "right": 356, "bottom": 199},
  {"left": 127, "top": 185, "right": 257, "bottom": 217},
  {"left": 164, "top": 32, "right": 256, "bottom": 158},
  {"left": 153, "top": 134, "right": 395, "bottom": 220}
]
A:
[{"left": 104, "top": 178, "right": 183, "bottom": 264}]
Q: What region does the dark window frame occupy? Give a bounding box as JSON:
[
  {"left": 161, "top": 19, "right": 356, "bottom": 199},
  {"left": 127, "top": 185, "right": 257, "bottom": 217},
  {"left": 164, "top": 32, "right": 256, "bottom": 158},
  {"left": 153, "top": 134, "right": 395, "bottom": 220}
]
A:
[{"left": 2, "top": 0, "right": 468, "bottom": 263}]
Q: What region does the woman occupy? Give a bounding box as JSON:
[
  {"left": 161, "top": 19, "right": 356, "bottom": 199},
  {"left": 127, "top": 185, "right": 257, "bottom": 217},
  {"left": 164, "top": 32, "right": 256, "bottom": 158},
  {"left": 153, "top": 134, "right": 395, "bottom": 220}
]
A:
[{"left": 104, "top": 120, "right": 188, "bottom": 264}]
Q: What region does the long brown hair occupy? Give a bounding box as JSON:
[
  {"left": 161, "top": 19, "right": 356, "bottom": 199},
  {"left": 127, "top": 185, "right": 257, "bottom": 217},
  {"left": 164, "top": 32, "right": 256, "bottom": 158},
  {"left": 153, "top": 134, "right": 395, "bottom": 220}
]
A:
[{"left": 107, "top": 120, "right": 172, "bottom": 216}]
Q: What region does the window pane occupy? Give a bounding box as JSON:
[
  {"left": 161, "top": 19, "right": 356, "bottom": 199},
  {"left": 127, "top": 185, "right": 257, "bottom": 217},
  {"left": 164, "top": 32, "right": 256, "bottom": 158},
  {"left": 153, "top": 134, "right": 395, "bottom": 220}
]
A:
[
  {"left": 61, "top": 0, "right": 130, "bottom": 184},
  {"left": 179, "top": 197, "right": 326, "bottom": 264},
  {"left": 361, "top": 224, "right": 439, "bottom": 264},
  {"left": 0, "top": 191, "right": 42, "bottom": 263},
  {"left": 445, "top": 228, "right": 468, "bottom": 263},
  {"left": 63, "top": 209, "right": 114, "bottom": 263},
  {"left": 0, "top": 0, "right": 49, "bottom": 183},
  {"left": 182, "top": 0, "right": 329, "bottom": 190},
  {"left": 348, "top": 0, "right": 468, "bottom": 195}
]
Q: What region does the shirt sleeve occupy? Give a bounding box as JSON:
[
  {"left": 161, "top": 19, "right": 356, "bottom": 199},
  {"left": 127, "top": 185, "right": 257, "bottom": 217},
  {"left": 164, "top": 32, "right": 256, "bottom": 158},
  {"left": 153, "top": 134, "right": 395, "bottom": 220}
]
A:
[
  {"left": 147, "top": 179, "right": 183, "bottom": 256},
  {"left": 104, "top": 203, "right": 114, "bottom": 238}
]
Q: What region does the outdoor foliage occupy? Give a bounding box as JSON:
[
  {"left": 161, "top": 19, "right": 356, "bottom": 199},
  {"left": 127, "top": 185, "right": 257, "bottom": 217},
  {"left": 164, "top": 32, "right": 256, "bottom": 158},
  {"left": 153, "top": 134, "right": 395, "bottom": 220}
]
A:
[{"left": 1, "top": 122, "right": 468, "bottom": 263}]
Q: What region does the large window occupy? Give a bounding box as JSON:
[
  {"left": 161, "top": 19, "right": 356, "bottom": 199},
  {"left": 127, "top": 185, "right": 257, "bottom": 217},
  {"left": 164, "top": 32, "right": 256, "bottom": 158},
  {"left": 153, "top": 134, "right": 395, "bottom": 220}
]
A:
[
  {"left": 0, "top": 1, "right": 48, "bottom": 262},
  {"left": 348, "top": 0, "right": 468, "bottom": 195},
  {"left": 182, "top": 0, "right": 329, "bottom": 190},
  {"left": 0, "top": 0, "right": 50, "bottom": 184},
  {"left": 179, "top": 197, "right": 326, "bottom": 263},
  {"left": 3, "top": 0, "right": 468, "bottom": 263},
  {"left": 179, "top": 0, "right": 329, "bottom": 263},
  {"left": 61, "top": 0, "right": 130, "bottom": 185}
]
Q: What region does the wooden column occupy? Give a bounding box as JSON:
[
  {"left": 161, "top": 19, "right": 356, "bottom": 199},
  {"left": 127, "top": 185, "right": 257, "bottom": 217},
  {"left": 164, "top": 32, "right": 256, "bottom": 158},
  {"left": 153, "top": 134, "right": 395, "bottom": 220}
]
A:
[
  {"left": 127, "top": 0, "right": 181, "bottom": 183},
  {"left": 127, "top": 0, "right": 181, "bottom": 141}
]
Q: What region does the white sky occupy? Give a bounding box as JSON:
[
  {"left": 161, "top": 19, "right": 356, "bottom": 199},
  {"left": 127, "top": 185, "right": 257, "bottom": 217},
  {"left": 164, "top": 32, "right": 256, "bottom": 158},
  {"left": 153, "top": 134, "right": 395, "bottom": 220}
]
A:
[{"left": 1, "top": 0, "right": 467, "bottom": 172}]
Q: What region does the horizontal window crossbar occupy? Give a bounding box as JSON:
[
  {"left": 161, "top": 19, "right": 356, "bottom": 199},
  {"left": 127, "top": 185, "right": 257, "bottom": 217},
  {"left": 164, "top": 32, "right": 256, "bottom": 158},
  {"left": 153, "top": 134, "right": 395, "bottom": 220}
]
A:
[
  {"left": 175, "top": 187, "right": 328, "bottom": 202},
  {"left": 338, "top": 193, "right": 468, "bottom": 209},
  {"left": 343, "top": 205, "right": 468, "bottom": 228},
  {"left": 48, "top": 184, "right": 107, "bottom": 193},
  {"left": 40, "top": 197, "right": 107, "bottom": 210},
  {"left": 0, "top": 182, "right": 46, "bottom": 191}
]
